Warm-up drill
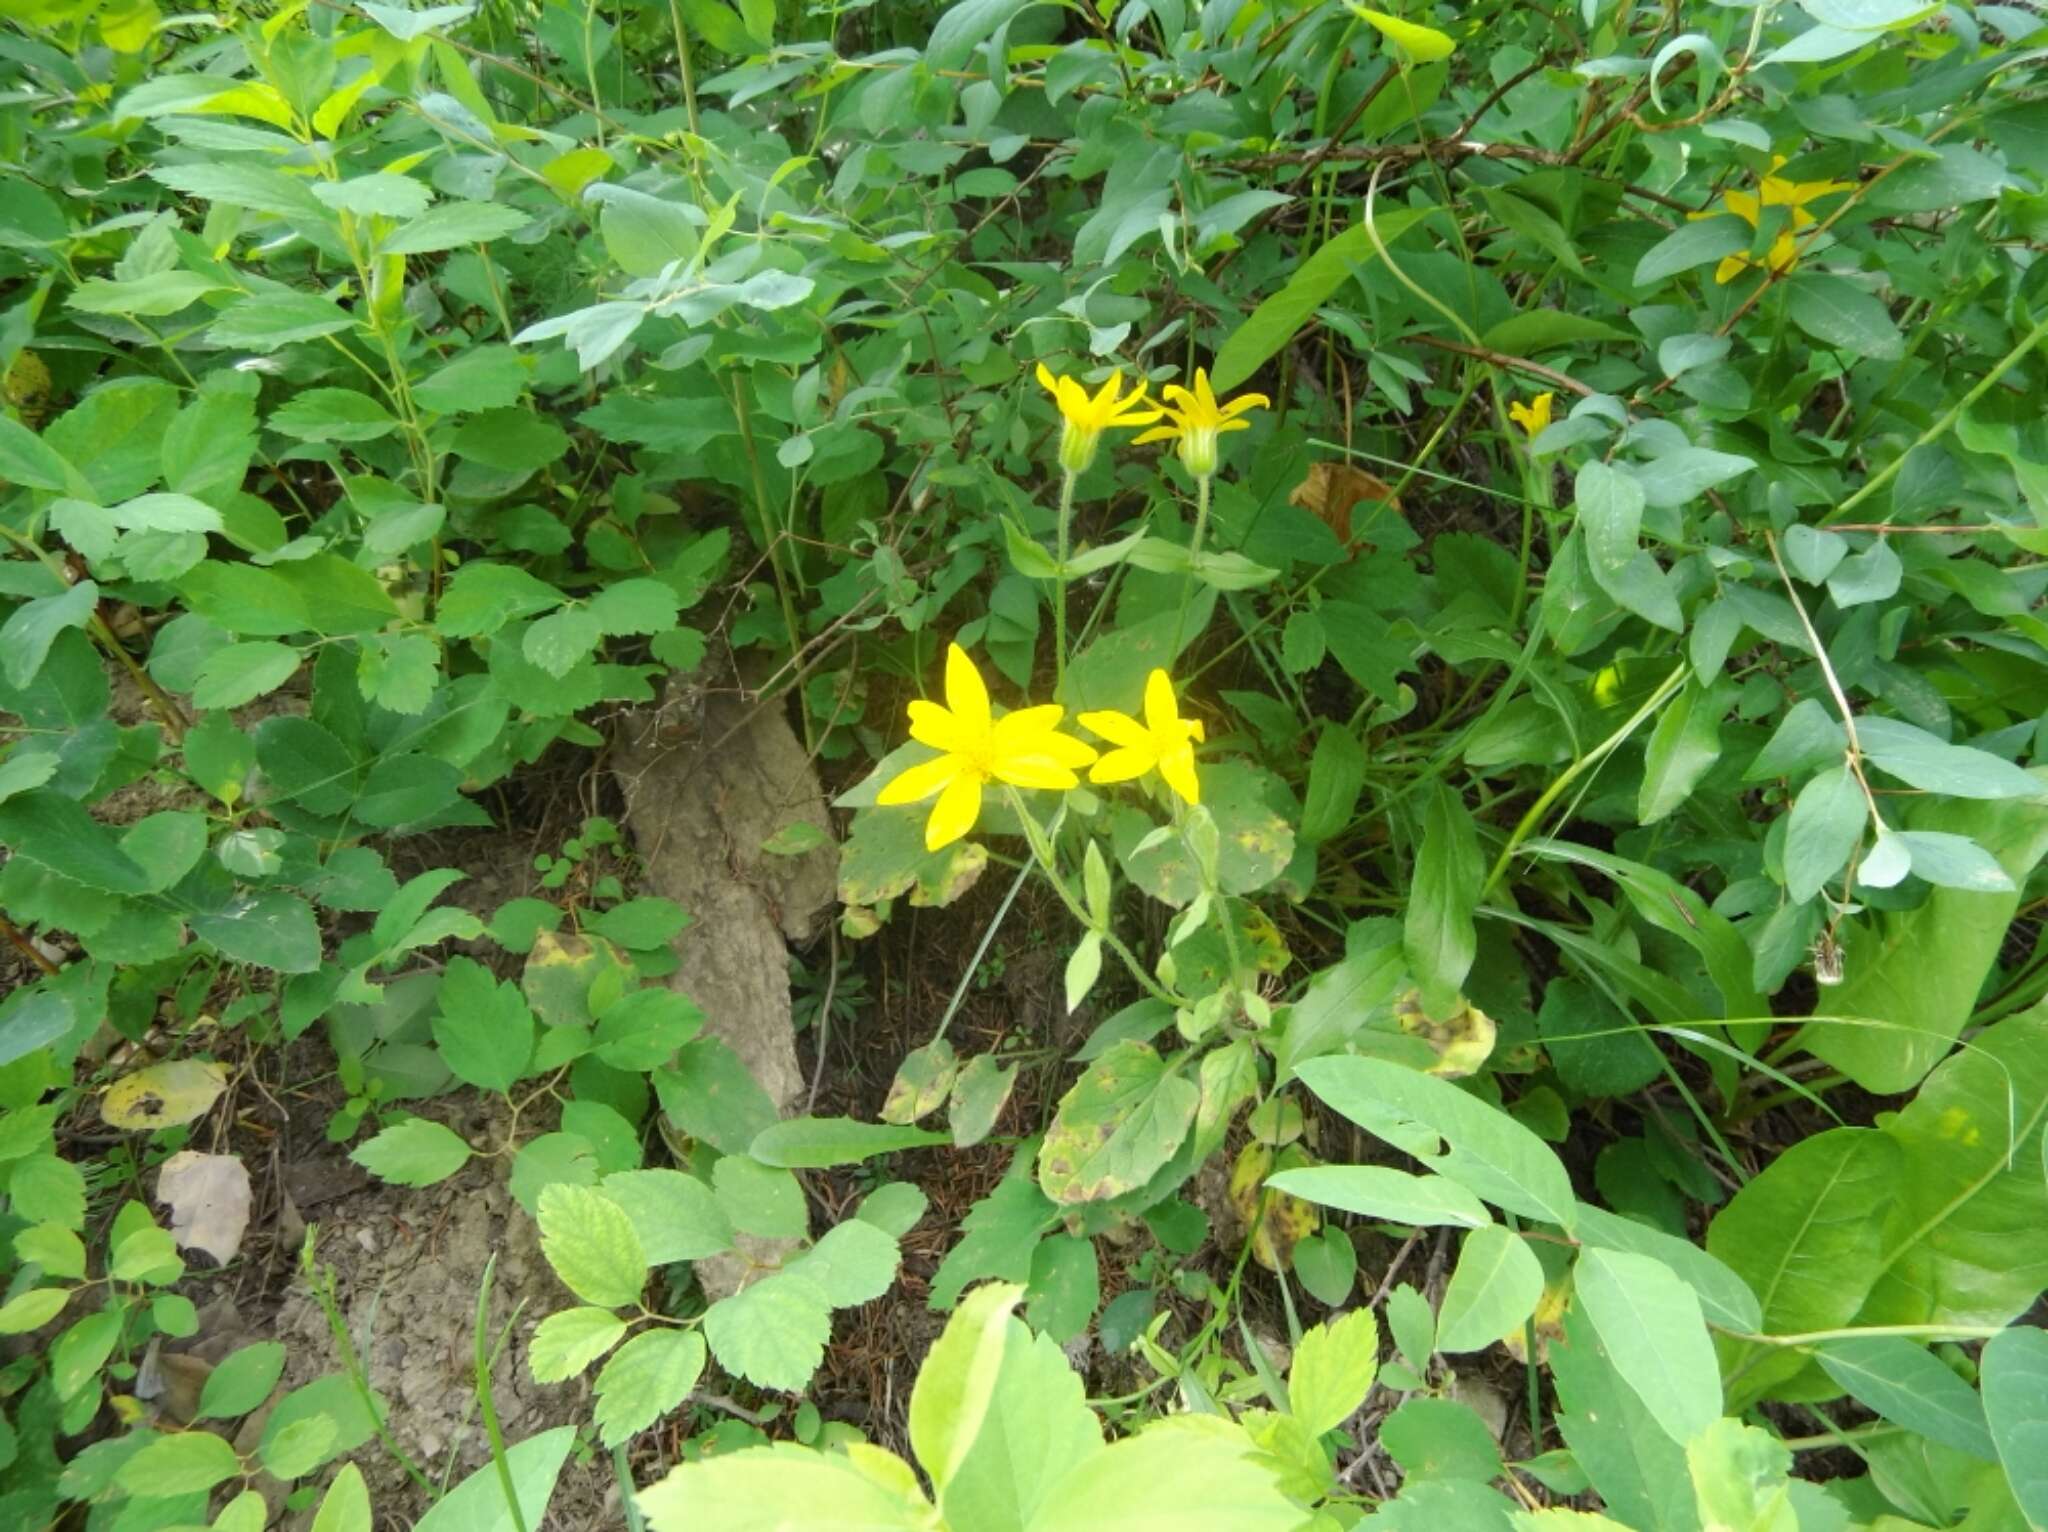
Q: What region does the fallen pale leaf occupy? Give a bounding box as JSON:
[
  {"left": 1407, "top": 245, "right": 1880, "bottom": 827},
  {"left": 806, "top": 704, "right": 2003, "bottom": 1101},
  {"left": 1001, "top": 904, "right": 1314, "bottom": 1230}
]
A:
[
  {"left": 103, "top": 1060, "right": 229, "bottom": 1130},
  {"left": 156, "top": 1151, "right": 253, "bottom": 1265}
]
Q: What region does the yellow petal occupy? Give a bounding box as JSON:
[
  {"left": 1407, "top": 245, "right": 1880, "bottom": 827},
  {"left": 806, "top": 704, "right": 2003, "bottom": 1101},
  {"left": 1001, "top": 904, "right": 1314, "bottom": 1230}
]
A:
[
  {"left": 1090, "top": 369, "right": 1126, "bottom": 415},
  {"left": 908, "top": 699, "right": 973, "bottom": 753},
  {"left": 1079, "top": 708, "right": 1151, "bottom": 750},
  {"left": 1194, "top": 368, "right": 1217, "bottom": 413},
  {"left": 1220, "top": 392, "right": 1270, "bottom": 418},
  {"left": 1723, "top": 189, "right": 1761, "bottom": 227},
  {"left": 925, "top": 773, "right": 982, "bottom": 850},
  {"left": 1713, "top": 253, "right": 1748, "bottom": 285},
  {"left": 944, "top": 642, "right": 990, "bottom": 734},
  {"left": 1088, "top": 746, "right": 1156, "bottom": 784},
  {"left": 1036, "top": 361, "right": 1060, "bottom": 395},
  {"left": 1161, "top": 383, "right": 1198, "bottom": 412},
  {"left": 990, "top": 754, "right": 1082, "bottom": 791},
  {"left": 1032, "top": 728, "right": 1100, "bottom": 769},
  {"left": 1157, "top": 744, "right": 1201, "bottom": 806},
  {"left": 1143, "top": 668, "right": 1181, "bottom": 741},
  {"left": 991, "top": 704, "right": 1067, "bottom": 747},
  {"left": 1133, "top": 424, "right": 1182, "bottom": 446},
  {"left": 878, "top": 753, "right": 962, "bottom": 805}
]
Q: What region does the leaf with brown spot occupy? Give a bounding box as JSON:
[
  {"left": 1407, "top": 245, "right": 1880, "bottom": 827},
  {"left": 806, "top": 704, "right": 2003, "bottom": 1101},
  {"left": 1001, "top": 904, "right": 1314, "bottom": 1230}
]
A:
[{"left": 102, "top": 1060, "right": 228, "bottom": 1131}]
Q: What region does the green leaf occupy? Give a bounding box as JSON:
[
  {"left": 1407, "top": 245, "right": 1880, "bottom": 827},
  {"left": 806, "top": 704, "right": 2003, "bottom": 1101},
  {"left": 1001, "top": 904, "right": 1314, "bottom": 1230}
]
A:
[
  {"left": 1633, "top": 215, "right": 1748, "bottom": 288},
  {"left": 1638, "top": 681, "right": 1724, "bottom": 824},
  {"left": 529, "top": 1306, "right": 627, "bottom": 1384},
  {"left": 413, "top": 1426, "right": 574, "bottom": 1532},
  {"left": 311, "top": 1463, "right": 371, "bottom": 1532},
  {"left": 349, "top": 1118, "right": 473, "bottom": 1188},
  {"left": 0, "top": 789, "right": 152, "bottom": 893},
  {"left": 1982, "top": 1326, "right": 2048, "bottom": 1530},
  {"left": 1785, "top": 273, "right": 1905, "bottom": 360},
  {"left": 190, "top": 890, "right": 322, "bottom": 972},
  {"left": 925, "top": 0, "right": 1034, "bottom": 69},
  {"left": 192, "top": 641, "right": 301, "bottom": 708},
  {"left": 1023, "top": 1233, "right": 1097, "bottom": 1343},
  {"left": 1299, "top": 724, "right": 1366, "bottom": 847},
  {"left": 910, "top": 1282, "right": 1027, "bottom": 1495},
  {"left": 1573, "top": 1247, "right": 1720, "bottom": 1445},
  {"left": 1023, "top": 1417, "right": 1305, "bottom": 1530},
  {"left": 430, "top": 957, "right": 534, "bottom": 1093},
  {"left": 355, "top": 754, "right": 463, "bottom": 828},
  {"left": 600, "top": 1169, "right": 731, "bottom": 1263},
  {"left": 941, "top": 1309, "right": 1103, "bottom": 1532},
  {"left": 197, "top": 1340, "right": 287, "bottom": 1421},
  {"left": 1288, "top": 1308, "right": 1380, "bottom": 1436},
  {"left": 1572, "top": 1203, "right": 1760, "bottom": 1332},
  {"left": 207, "top": 291, "right": 359, "bottom": 352},
  {"left": 588, "top": 577, "right": 681, "bottom": 636},
  {"left": 638, "top": 1445, "right": 928, "bottom": 1532},
  {"left": 701, "top": 1270, "right": 833, "bottom": 1392},
  {"left": 1036, "top": 1042, "right": 1199, "bottom": 1205},
  {"left": 1683, "top": 1419, "right": 1797, "bottom": 1532},
  {"left": 116, "top": 1430, "right": 243, "bottom": 1495},
  {"left": 592, "top": 987, "right": 702, "bottom": 1071},
  {"left": 1782, "top": 762, "right": 1866, "bottom": 903},
  {"left": 0, "top": 1286, "right": 68, "bottom": 1334},
  {"left": 1480, "top": 311, "right": 1632, "bottom": 354},
  {"left": 269, "top": 388, "right": 397, "bottom": 442},
  {"left": 1816, "top": 1336, "right": 1995, "bottom": 1460},
  {"left": 1266, "top": 1165, "right": 1490, "bottom": 1228},
  {"left": 594, "top": 1328, "right": 706, "bottom": 1446},
  {"left": 1437, "top": 1225, "right": 1545, "bottom": 1354},
  {"left": 435, "top": 562, "right": 564, "bottom": 638},
  {"left": 1549, "top": 1307, "right": 1694, "bottom": 1532},
  {"left": 0, "top": 415, "right": 85, "bottom": 493},
  {"left": 381, "top": 200, "right": 531, "bottom": 255},
  {"left": 1855, "top": 719, "right": 2043, "bottom": 799},
  {"left": 748, "top": 1115, "right": 950, "bottom": 1168},
  {"left": 537, "top": 1182, "right": 648, "bottom": 1308},
  {"left": 1210, "top": 206, "right": 1434, "bottom": 392},
  {"left": 0, "top": 582, "right": 98, "bottom": 690},
  {"left": 1707, "top": 1127, "right": 1900, "bottom": 1406},
  {"left": 788, "top": 1218, "right": 902, "bottom": 1307},
  {"left": 712, "top": 1154, "right": 808, "bottom": 1240},
  {"left": 1855, "top": 1003, "right": 2048, "bottom": 1330},
  {"left": 1295, "top": 1055, "right": 1577, "bottom": 1229},
  {"left": 1381, "top": 1397, "right": 1505, "bottom": 1482},
  {"left": 1801, "top": 790, "right": 2048, "bottom": 1092},
  {"left": 1404, "top": 783, "right": 1482, "bottom": 1014},
  {"left": 68, "top": 269, "right": 230, "bottom": 316}
]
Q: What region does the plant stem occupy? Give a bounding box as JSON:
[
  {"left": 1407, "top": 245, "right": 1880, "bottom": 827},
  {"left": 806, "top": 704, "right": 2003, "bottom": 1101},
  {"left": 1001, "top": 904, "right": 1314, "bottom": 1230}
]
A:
[
  {"left": 474, "top": 1254, "right": 530, "bottom": 1532},
  {"left": 1004, "top": 788, "right": 1181, "bottom": 1006},
  {"left": 1054, "top": 472, "right": 1077, "bottom": 693},
  {"left": 1167, "top": 473, "right": 1211, "bottom": 661}
]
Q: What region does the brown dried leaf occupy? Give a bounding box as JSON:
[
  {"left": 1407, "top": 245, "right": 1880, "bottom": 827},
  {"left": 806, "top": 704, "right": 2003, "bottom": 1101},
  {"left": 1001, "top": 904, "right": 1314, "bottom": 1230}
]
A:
[
  {"left": 1287, "top": 462, "right": 1404, "bottom": 547},
  {"left": 156, "top": 1151, "right": 253, "bottom": 1265}
]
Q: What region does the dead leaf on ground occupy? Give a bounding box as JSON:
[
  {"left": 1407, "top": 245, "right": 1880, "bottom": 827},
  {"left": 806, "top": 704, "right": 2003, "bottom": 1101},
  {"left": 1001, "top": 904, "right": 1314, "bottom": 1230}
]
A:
[
  {"left": 1288, "top": 462, "right": 1404, "bottom": 548},
  {"left": 156, "top": 1150, "right": 253, "bottom": 1264},
  {"left": 102, "top": 1060, "right": 229, "bottom": 1131}
]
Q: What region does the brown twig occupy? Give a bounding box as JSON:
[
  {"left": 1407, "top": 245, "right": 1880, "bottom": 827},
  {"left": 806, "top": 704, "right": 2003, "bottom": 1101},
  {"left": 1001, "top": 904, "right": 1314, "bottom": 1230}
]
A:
[
  {"left": 0, "top": 914, "right": 59, "bottom": 977},
  {"left": 1399, "top": 333, "right": 1596, "bottom": 396}
]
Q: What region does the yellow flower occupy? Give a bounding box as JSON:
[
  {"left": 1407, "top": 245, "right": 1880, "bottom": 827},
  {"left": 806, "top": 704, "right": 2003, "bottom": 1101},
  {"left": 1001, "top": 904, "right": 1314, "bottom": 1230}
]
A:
[
  {"left": 878, "top": 643, "right": 1098, "bottom": 851},
  {"left": 1507, "top": 391, "right": 1553, "bottom": 438},
  {"left": 1035, "top": 363, "right": 1161, "bottom": 475},
  {"left": 1691, "top": 155, "right": 1852, "bottom": 285},
  {"left": 1079, "top": 668, "right": 1206, "bottom": 807},
  {"left": 1132, "top": 367, "right": 1270, "bottom": 479}
]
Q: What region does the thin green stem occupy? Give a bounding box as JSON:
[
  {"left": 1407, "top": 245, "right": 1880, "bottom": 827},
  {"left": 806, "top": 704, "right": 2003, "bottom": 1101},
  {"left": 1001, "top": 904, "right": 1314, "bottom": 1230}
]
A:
[
  {"left": 1054, "top": 472, "right": 1077, "bottom": 692},
  {"left": 1823, "top": 310, "right": 2048, "bottom": 526},
  {"left": 1167, "top": 473, "right": 1211, "bottom": 661},
  {"left": 474, "top": 1254, "right": 530, "bottom": 1532},
  {"left": 1480, "top": 663, "right": 1687, "bottom": 898}
]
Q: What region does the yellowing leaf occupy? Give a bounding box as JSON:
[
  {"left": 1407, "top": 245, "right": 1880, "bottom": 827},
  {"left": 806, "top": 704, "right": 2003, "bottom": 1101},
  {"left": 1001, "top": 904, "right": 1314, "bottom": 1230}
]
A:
[
  {"left": 102, "top": 1060, "right": 229, "bottom": 1131},
  {"left": 542, "top": 147, "right": 614, "bottom": 198},
  {"left": 1351, "top": 6, "right": 1456, "bottom": 62}
]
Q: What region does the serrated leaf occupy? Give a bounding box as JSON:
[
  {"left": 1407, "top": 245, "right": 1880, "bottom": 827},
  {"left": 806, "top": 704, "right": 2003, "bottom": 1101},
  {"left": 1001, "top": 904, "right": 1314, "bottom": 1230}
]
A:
[
  {"left": 702, "top": 1271, "right": 833, "bottom": 1392},
  {"left": 349, "top": 1118, "right": 472, "bottom": 1187},
  {"left": 528, "top": 1306, "right": 628, "bottom": 1384},
  {"left": 538, "top": 1183, "right": 648, "bottom": 1307}
]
